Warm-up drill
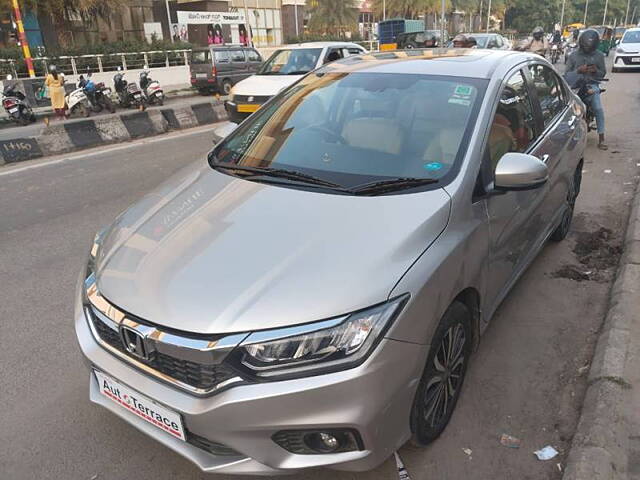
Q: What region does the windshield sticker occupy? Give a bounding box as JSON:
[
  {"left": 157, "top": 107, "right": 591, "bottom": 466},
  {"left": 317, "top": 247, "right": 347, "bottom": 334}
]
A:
[
  {"left": 448, "top": 97, "right": 471, "bottom": 106},
  {"left": 424, "top": 162, "right": 443, "bottom": 171},
  {"left": 454, "top": 85, "right": 473, "bottom": 96}
]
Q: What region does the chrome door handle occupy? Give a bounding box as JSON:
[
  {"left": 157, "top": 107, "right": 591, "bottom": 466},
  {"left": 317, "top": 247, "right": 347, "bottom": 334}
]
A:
[{"left": 541, "top": 154, "right": 550, "bottom": 163}]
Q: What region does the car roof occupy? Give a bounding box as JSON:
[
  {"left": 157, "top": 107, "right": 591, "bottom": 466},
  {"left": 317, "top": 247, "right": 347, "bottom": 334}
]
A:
[
  {"left": 322, "top": 49, "right": 529, "bottom": 79},
  {"left": 624, "top": 27, "right": 640, "bottom": 32},
  {"left": 282, "top": 42, "right": 363, "bottom": 49}
]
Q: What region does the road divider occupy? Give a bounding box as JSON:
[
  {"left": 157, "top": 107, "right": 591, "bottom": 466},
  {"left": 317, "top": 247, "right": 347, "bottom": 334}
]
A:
[{"left": 0, "top": 100, "right": 228, "bottom": 166}]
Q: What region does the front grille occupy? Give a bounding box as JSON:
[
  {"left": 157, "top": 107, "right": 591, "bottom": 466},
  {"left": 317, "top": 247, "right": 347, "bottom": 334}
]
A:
[
  {"left": 233, "top": 94, "right": 271, "bottom": 103},
  {"left": 187, "top": 431, "right": 241, "bottom": 456},
  {"left": 90, "top": 313, "right": 238, "bottom": 391},
  {"left": 621, "top": 56, "right": 640, "bottom": 65}
]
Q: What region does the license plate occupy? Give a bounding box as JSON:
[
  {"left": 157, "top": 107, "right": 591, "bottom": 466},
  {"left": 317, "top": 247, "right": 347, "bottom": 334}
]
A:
[
  {"left": 238, "top": 104, "right": 260, "bottom": 113},
  {"left": 103, "top": 88, "right": 112, "bottom": 94},
  {"left": 632, "top": 58, "right": 640, "bottom": 63},
  {"left": 8, "top": 107, "right": 18, "bottom": 113},
  {"left": 134, "top": 94, "right": 141, "bottom": 98},
  {"left": 196, "top": 73, "right": 208, "bottom": 79},
  {"left": 94, "top": 370, "right": 186, "bottom": 441}
]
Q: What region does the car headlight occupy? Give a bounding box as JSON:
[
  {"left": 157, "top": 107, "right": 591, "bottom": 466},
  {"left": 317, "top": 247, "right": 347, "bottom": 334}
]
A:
[
  {"left": 617, "top": 47, "right": 625, "bottom": 53},
  {"left": 231, "top": 295, "right": 409, "bottom": 379},
  {"left": 87, "top": 228, "right": 108, "bottom": 277}
]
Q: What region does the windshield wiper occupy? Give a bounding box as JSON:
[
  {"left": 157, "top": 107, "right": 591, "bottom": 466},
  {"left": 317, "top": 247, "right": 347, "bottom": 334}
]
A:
[
  {"left": 351, "top": 177, "right": 439, "bottom": 195},
  {"left": 211, "top": 163, "right": 350, "bottom": 191},
  {"left": 287, "top": 70, "right": 311, "bottom": 75}
]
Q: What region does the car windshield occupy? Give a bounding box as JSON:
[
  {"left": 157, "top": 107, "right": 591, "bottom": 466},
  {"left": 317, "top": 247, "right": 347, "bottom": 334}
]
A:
[
  {"left": 622, "top": 31, "right": 640, "bottom": 43},
  {"left": 211, "top": 71, "right": 486, "bottom": 192},
  {"left": 258, "top": 48, "right": 323, "bottom": 75}
]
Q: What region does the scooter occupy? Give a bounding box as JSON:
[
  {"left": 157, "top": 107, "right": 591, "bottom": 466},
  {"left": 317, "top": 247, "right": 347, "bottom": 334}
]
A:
[
  {"left": 2, "top": 81, "right": 35, "bottom": 125},
  {"left": 550, "top": 43, "right": 562, "bottom": 64},
  {"left": 65, "top": 85, "right": 91, "bottom": 118},
  {"left": 113, "top": 70, "right": 146, "bottom": 111},
  {"left": 567, "top": 72, "right": 607, "bottom": 132},
  {"left": 140, "top": 69, "right": 164, "bottom": 106},
  {"left": 79, "top": 73, "right": 115, "bottom": 113}
]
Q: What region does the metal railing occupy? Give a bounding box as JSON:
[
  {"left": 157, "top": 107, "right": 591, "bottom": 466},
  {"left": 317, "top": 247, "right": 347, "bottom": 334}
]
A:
[{"left": 0, "top": 49, "right": 192, "bottom": 79}]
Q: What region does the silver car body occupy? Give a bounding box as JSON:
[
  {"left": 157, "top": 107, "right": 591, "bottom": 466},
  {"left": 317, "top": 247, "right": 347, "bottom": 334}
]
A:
[
  {"left": 75, "top": 50, "right": 587, "bottom": 474},
  {"left": 613, "top": 27, "right": 640, "bottom": 70}
]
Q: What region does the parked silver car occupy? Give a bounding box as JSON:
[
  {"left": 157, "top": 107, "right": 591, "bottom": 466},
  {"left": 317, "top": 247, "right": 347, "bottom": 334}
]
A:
[{"left": 75, "top": 49, "right": 587, "bottom": 474}]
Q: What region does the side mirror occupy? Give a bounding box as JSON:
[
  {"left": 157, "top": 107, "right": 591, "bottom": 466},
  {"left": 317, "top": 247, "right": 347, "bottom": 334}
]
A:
[
  {"left": 212, "top": 121, "right": 238, "bottom": 143},
  {"left": 494, "top": 152, "right": 549, "bottom": 191}
]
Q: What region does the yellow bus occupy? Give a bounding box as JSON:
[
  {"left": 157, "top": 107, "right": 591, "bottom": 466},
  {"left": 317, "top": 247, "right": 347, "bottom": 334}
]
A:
[{"left": 563, "top": 23, "right": 586, "bottom": 38}]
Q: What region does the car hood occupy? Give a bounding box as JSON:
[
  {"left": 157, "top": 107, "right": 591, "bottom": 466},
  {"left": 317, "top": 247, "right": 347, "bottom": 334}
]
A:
[
  {"left": 619, "top": 42, "right": 640, "bottom": 52},
  {"left": 231, "top": 74, "right": 303, "bottom": 97},
  {"left": 95, "top": 161, "right": 451, "bottom": 334}
]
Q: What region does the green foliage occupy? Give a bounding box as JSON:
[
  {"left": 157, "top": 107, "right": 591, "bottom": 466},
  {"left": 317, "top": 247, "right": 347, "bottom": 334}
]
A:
[
  {"left": 308, "top": 0, "right": 360, "bottom": 35},
  {"left": 43, "top": 39, "right": 193, "bottom": 57}
]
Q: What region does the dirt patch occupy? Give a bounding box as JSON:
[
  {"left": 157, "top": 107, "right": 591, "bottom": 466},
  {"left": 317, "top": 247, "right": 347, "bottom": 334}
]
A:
[{"left": 551, "top": 227, "right": 623, "bottom": 282}]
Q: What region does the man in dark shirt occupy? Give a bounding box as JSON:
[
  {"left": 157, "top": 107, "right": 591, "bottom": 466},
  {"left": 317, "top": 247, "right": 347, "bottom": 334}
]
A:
[{"left": 565, "top": 29, "right": 608, "bottom": 150}]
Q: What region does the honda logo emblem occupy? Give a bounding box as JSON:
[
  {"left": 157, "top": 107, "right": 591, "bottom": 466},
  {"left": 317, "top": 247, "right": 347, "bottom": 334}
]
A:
[
  {"left": 120, "top": 325, "right": 148, "bottom": 360},
  {"left": 248, "top": 96, "right": 254, "bottom": 102}
]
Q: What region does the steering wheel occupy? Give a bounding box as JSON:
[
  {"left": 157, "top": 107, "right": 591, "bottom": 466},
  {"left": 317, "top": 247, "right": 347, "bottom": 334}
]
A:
[{"left": 307, "top": 125, "right": 347, "bottom": 144}]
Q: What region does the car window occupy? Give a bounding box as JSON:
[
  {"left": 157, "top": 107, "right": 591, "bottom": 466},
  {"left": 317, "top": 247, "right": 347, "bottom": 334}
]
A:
[
  {"left": 191, "top": 51, "right": 208, "bottom": 64},
  {"left": 214, "top": 50, "right": 230, "bottom": 63},
  {"left": 527, "top": 64, "right": 566, "bottom": 128},
  {"left": 212, "top": 72, "right": 486, "bottom": 188},
  {"left": 487, "top": 36, "right": 497, "bottom": 48},
  {"left": 487, "top": 70, "right": 537, "bottom": 170},
  {"left": 230, "top": 50, "right": 246, "bottom": 62},
  {"left": 346, "top": 47, "right": 364, "bottom": 55},
  {"left": 415, "top": 33, "right": 425, "bottom": 43},
  {"left": 246, "top": 49, "right": 262, "bottom": 62},
  {"left": 325, "top": 48, "right": 344, "bottom": 64},
  {"left": 622, "top": 30, "right": 640, "bottom": 43},
  {"left": 496, "top": 35, "right": 504, "bottom": 47}
]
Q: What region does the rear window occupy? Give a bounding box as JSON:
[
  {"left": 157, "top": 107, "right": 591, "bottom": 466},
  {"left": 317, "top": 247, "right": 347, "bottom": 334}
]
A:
[
  {"left": 191, "top": 51, "right": 208, "bottom": 64},
  {"left": 214, "top": 50, "right": 230, "bottom": 63},
  {"left": 246, "top": 49, "right": 262, "bottom": 62},
  {"left": 230, "top": 50, "right": 246, "bottom": 62}
]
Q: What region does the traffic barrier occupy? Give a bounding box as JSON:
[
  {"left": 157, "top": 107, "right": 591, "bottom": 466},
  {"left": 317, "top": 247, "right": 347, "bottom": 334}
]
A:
[{"left": 0, "top": 100, "right": 227, "bottom": 166}]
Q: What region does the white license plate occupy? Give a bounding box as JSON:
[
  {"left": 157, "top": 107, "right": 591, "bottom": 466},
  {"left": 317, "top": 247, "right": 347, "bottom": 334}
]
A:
[
  {"left": 134, "top": 94, "right": 141, "bottom": 98},
  {"left": 632, "top": 58, "right": 640, "bottom": 63},
  {"left": 8, "top": 107, "right": 18, "bottom": 113},
  {"left": 94, "top": 370, "right": 186, "bottom": 441},
  {"left": 196, "top": 73, "right": 208, "bottom": 78},
  {"left": 103, "top": 88, "right": 112, "bottom": 94}
]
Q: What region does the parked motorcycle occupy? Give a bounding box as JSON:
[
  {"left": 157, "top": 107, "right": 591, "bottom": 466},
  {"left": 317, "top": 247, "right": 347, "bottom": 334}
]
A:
[
  {"left": 550, "top": 43, "right": 561, "bottom": 64},
  {"left": 65, "top": 84, "right": 91, "bottom": 118},
  {"left": 79, "top": 73, "right": 116, "bottom": 114},
  {"left": 2, "top": 78, "right": 35, "bottom": 126},
  {"left": 139, "top": 69, "right": 164, "bottom": 106},
  {"left": 113, "top": 70, "right": 146, "bottom": 111}
]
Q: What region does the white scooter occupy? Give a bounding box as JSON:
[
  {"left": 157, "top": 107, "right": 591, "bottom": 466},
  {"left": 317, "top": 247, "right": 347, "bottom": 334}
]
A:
[
  {"left": 65, "top": 85, "right": 91, "bottom": 118},
  {"left": 140, "top": 69, "right": 164, "bottom": 106}
]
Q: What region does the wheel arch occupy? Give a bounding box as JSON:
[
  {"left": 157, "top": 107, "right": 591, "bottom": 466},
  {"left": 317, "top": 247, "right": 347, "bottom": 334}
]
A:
[{"left": 451, "top": 287, "right": 481, "bottom": 350}]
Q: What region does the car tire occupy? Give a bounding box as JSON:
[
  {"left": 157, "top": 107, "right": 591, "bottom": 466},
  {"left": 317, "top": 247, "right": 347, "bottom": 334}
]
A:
[
  {"left": 409, "top": 301, "right": 473, "bottom": 446},
  {"left": 222, "top": 80, "right": 233, "bottom": 95},
  {"left": 551, "top": 164, "right": 582, "bottom": 242}
]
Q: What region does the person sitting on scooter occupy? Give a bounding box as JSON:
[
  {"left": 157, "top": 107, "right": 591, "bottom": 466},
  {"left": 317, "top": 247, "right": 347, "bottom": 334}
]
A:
[
  {"left": 522, "top": 27, "right": 549, "bottom": 56},
  {"left": 565, "top": 29, "right": 607, "bottom": 150}
]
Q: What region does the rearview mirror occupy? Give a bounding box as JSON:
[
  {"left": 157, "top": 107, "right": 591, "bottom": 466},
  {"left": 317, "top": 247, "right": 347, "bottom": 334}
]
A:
[{"left": 494, "top": 152, "right": 549, "bottom": 191}]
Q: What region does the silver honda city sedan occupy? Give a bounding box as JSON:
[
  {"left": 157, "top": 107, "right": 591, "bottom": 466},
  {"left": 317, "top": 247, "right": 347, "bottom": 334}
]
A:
[{"left": 75, "top": 49, "right": 587, "bottom": 474}]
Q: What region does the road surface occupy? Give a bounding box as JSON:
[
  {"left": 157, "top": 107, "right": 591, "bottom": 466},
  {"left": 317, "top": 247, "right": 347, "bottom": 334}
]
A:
[{"left": 1, "top": 68, "right": 639, "bottom": 480}]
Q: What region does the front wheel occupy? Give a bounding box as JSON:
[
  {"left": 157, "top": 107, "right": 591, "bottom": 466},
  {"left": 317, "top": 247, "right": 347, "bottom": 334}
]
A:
[
  {"left": 551, "top": 164, "right": 582, "bottom": 242},
  {"left": 410, "top": 302, "right": 472, "bottom": 446},
  {"left": 104, "top": 97, "right": 116, "bottom": 114}
]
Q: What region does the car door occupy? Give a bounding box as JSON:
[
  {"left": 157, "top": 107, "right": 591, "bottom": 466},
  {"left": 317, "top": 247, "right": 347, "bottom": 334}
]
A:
[
  {"left": 524, "top": 63, "right": 577, "bottom": 245},
  {"left": 483, "top": 67, "right": 550, "bottom": 314},
  {"left": 245, "top": 48, "right": 263, "bottom": 75},
  {"left": 229, "top": 49, "right": 248, "bottom": 82}
]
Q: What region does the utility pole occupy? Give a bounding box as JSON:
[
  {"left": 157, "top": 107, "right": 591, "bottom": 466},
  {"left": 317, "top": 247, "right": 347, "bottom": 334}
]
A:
[
  {"left": 624, "top": 0, "right": 631, "bottom": 24},
  {"left": 479, "top": 0, "right": 484, "bottom": 30},
  {"left": 440, "top": 0, "right": 445, "bottom": 43},
  {"left": 165, "top": 0, "right": 173, "bottom": 42},
  {"left": 632, "top": 4, "right": 637, "bottom": 23},
  {"left": 10, "top": 0, "right": 34, "bottom": 77},
  {"left": 242, "top": 0, "right": 253, "bottom": 46},
  {"left": 294, "top": 0, "right": 299, "bottom": 37},
  {"left": 583, "top": 0, "right": 589, "bottom": 25},
  {"left": 383, "top": 0, "right": 386, "bottom": 21},
  {"left": 560, "top": 0, "right": 567, "bottom": 31},
  {"left": 486, "top": 0, "right": 492, "bottom": 32},
  {"left": 603, "top": 0, "right": 609, "bottom": 25}
]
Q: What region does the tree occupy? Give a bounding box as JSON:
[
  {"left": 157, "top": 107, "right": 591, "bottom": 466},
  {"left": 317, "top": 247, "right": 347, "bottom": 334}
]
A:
[{"left": 308, "top": 0, "right": 359, "bottom": 36}]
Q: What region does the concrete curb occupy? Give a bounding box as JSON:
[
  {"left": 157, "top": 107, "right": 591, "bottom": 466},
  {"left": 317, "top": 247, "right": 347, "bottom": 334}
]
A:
[
  {"left": 0, "top": 100, "right": 227, "bottom": 165},
  {"left": 562, "top": 183, "right": 640, "bottom": 480}
]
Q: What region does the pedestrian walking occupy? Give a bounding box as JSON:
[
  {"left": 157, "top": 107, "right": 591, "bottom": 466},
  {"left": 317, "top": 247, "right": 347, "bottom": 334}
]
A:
[{"left": 45, "top": 65, "right": 66, "bottom": 120}]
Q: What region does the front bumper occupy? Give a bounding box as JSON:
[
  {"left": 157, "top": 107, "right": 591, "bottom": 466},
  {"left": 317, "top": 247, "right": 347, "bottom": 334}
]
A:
[
  {"left": 74, "top": 290, "right": 427, "bottom": 474},
  {"left": 613, "top": 53, "right": 640, "bottom": 68}
]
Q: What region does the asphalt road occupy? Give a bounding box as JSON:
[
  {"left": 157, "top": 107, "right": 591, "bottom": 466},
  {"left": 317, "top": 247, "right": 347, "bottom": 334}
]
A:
[
  {"left": 0, "top": 92, "right": 223, "bottom": 141},
  {"left": 1, "top": 68, "right": 639, "bottom": 480}
]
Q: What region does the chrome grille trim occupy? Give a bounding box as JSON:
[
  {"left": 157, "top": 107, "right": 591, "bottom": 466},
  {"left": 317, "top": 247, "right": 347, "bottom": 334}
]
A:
[{"left": 84, "top": 273, "right": 247, "bottom": 396}]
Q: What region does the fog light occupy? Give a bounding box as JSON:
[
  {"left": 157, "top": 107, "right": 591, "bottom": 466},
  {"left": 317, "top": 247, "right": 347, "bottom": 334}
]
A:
[{"left": 272, "top": 429, "right": 363, "bottom": 455}]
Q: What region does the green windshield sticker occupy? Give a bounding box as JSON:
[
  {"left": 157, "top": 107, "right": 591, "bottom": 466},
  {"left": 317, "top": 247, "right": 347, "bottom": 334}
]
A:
[
  {"left": 448, "top": 97, "right": 471, "bottom": 106},
  {"left": 454, "top": 85, "right": 473, "bottom": 96}
]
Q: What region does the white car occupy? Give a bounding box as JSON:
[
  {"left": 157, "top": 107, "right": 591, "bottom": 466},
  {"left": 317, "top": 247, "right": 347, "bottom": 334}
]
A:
[
  {"left": 613, "top": 27, "right": 640, "bottom": 72},
  {"left": 225, "top": 42, "right": 367, "bottom": 123}
]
